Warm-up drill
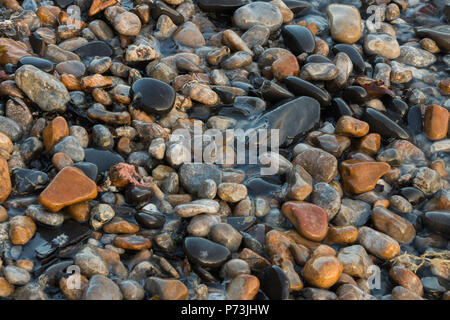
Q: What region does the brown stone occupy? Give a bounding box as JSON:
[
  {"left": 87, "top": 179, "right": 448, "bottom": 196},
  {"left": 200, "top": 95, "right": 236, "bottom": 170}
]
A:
[
  {"left": 16, "top": 260, "right": 33, "bottom": 272},
  {"left": 92, "top": 88, "right": 112, "bottom": 105},
  {"left": 389, "top": 266, "right": 423, "bottom": 296},
  {"left": 289, "top": 242, "right": 311, "bottom": 266},
  {"left": 293, "top": 146, "right": 338, "bottom": 183},
  {"left": 227, "top": 274, "right": 260, "bottom": 300},
  {"left": 335, "top": 116, "right": 370, "bottom": 138},
  {"left": 222, "top": 29, "right": 252, "bottom": 54},
  {"left": 371, "top": 206, "right": 416, "bottom": 244},
  {"left": 302, "top": 255, "right": 343, "bottom": 289},
  {"left": 173, "top": 22, "right": 205, "bottom": 48},
  {"left": 0, "top": 157, "right": 11, "bottom": 203},
  {"left": 336, "top": 273, "right": 358, "bottom": 287},
  {"left": 81, "top": 74, "right": 112, "bottom": 91},
  {"left": 109, "top": 162, "right": 144, "bottom": 188},
  {"left": 424, "top": 104, "right": 449, "bottom": 140},
  {"left": 373, "top": 199, "right": 390, "bottom": 208},
  {"left": 437, "top": 78, "right": 450, "bottom": 95},
  {"left": 281, "top": 201, "right": 329, "bottom": 242},
  {"left": 0, "top": 205, "right": 7, "bottom": 222},
  {"left": 326, "top": 225, "right": 358, "bottom": 244},
  {"left": 2, "top": 0, "right": 23, "bottom": 11},
  {"left": 391, "top": 286, "right": 424, "bottom": 300},
  {"left": 145, "top": 277, "right": 188, "bottom": 300},
  {"left": 265, "top": 229, "right": 293, "bottom": 261},
  {"left": 59, "top": 274, "right": 89, "bottom": 300},
  {"left": 66, "top": 201, "right": 90, "bottom": 222},
  {"left": 113, "top": 234, "right": 152, "bottom": 250},
  {"left": 89, "top": 0, "right": 117, "bottom": 16},
  {"left": 38, "top": 166, "right": 98, "bottom": 212},
  {"left": 0, "top": 277, "right": 14, "bottom": 297},
  {"left": 327, "top": 4, "right": 362, "bottom": 44},
  {"left": 36, "top": 5, "right": 61, "bottom": 27},
  {"left": 239, "top": 248, "right": 271, "bottom": 270},
  {"left": 0, "top": 81, "right": 24, "bottom": 100},
  {"left": 357, "top": 226, "right": 400, "bottom": 260},
  {"left": 61, "top": 73, "right": 82, "bottom": 91},
  {"left": 286, "top": 230, "right": 321, "bottom": 250},
  {"left": 430, "top": 160, "right": 447, "bottom": 177},
  {"left": 0, "top": 38, "right": 31, "bottom": 65},
  {"left": 340, "top": 159, "right": 391, "bottom": 194},
  {"left": 354, "top": 133, "right": 381, "bottom": 155},
  {"left": 103, "top": 217, "right": 140, "bottom": 234},
  {"left": 271, "top": 54, "right": 299, "bottom": 80},
  {"left": 0, "top": 132, "right": 13, "bottom": 160},
  {"left": 42, "top": 116, "right": 69, "bottom": 153},
  {"left": 52, "top": 152, "right": 73, "bottom": 171},
  {"left": 9, "top": 215, "right": 36, "bottom": 245},
  {"left": 312, "top": 244, "right": 337, "bottom": 258}
]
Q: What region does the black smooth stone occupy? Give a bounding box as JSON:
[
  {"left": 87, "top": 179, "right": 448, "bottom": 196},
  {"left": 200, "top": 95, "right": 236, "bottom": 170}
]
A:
[
  {"left": 54, "top": 0, "right": 74, "bottom": 8},
  {"left": 151, "top": 1, "right": 184, "bottom": 25},
  {"left": 423, "top": 211, "right": 450, "bottom": 237},
  {"left": 382, "top": 97, "right": 409, "bottom": 117},
  {"left": 197, "top": 0, "right": 247, "bottom": 13},
  {"left": 18, "top": 57, "right": 53, "bottom": 73},
  {"left": 328, "top": 97, "right": 353, "bottom": 118},
  {"left": 125, "top": 185, "right": 153, "bottom": 204},
  {"left": 12, "top": 168, "right": 49, "bottom": 195},
  {"left": 245, "top": 177, "right": 283, "bottom": 197},
  {"left": 183, "top": 237, "right": 231, "bottom": 268},
  {"left": 283, "top": 0, "right": 310, "bottom": 15},
  {"left": 415, "top": 25, "right": 450, "bottom": 52},
  {"left": 257, "top": 265, "right": 290, "bottom": 300},
  {"left": 305, "top": 54, "right": 333, "bottom": 64},
  {"left": 260, "top": 80, "right": 294, "bottom": 103},
  {"left": 333, "top": 44, "right": 366, "bottom": 73},
  {"left": 246, "top": 96, "right": 320, "bottom": 146},
  {"left": 135, "top": 211, "right": 166, "bottom": 229},
  {"left": 445, "top": 3, "right": 450, "bottom": 22},
  {"left": 407, "top": 105, "right": 423, "bottom": 135},
  {"left": 399, "top": 187, "right": 425, "bottom": 206},
  {"left": 226, "top": 216, "right": 257, "bottom": 232},
  {"left": 285, "top": 76, "right": 331, "bottom": 107},
  {"left": 72, "top": 162, "right": 98, "bottom": 182},
  {"left": 232, "top": 96, "right": 266, "bottom": 117},
  {"left": 29, "top": 31, "right": 46, "bottom": 56},
  {"left": 342, "top": 86, "right": 368, "bottom": 105},
  {"left": 84, "top": 148, "right": 124, "bottom": 173},
  {"left": 131, "top": 78, "right": 176, "bottom": 115},
  {"left": 363, "top": 108, "right": 410, "bottom": 140},
  {"left": 281, "top": 25, "right": 315, "bottom": 55},
  {"left": 73, "top": 41, "right": 113, "bottom": 58},
  {"left": 231, "top": 81, "right": 254, "bottom": 94}
]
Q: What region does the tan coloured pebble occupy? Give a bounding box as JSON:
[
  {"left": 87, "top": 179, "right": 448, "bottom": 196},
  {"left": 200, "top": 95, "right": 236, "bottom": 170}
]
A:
[
  {"left": 424, "top": 104, "right": 449, "bottom": 140},
  {"left": 226, "top": 274, "right": 260, "bottom": 300},
  {"left": 9, "top": 215, "right": 36, "bottom": 245},
  {"left": 303, "top": 255, "right": 343, "bottom": 289}
]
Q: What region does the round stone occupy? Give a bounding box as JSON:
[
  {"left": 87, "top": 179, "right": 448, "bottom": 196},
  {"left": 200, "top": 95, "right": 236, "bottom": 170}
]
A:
[
  {"left": 131, "top": 78, "right": 176, "bottom": 115},
  {"left": 183, "top": 237, "right": 231, "bottom": 268},
  {"left": 233, "top": 2, "right": 283, "bottom": 32}
]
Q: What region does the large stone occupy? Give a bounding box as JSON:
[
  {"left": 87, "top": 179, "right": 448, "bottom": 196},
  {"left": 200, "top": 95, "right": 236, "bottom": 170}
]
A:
[
  {"left": 340, "top": 160, "right": 390, "bottom": 194},
  {"left": 327, "top": 4, "right": 362, "bottom": 44},
  {"left": 302, "top": 255, "right": 343, "bottom": 289},
  {"left": 83, "top": 275, "right": 123, "bottom": 300},
  {"left": 38, "top": 166, "right": 98, "bottom": 212},
  {"left": 371, "top": 206, "right": 416, "bottom": 244},
  {"left": 233, "top": 2, "right": 283, "bottom": 32},
  {"left": 145, "top": 277, "right": 188, "bottom": 300},
  {"left": 357, "top": 226, "right": 400, "bottom": 260},
  {"left": 15, "top": 65, "right": 70, "bottom": 112}
]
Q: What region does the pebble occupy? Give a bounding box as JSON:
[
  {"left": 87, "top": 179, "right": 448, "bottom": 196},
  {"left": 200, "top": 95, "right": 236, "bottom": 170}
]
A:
[
  {"left": 302, "top": 255, "right": 343, "bottom": 289},
  {"left": 9, "top": 215, "right": 36, "bottom": 245},
  {"left": 293, "top": 144, "right": 338, "bottom": 183},
  {"left": 327, "top": 4, "right": 362, "bottom": 44},
  {"left": 15, "top": 65, "right": 70, "bottom": 112},
  {"left": 337, "top": 245, "right": 373, "bottom": 278},
  {"left": 281, "top": 201, "right": 328, "bottom": 241},
  {"left": 412, "top": 167, "right": 441, "bottom": 195},
  {"left": 0, "top": 157, "right": 12, "bottom": 202},
  {"left": 145, "top": 277, "right": 188, "bottom": 300},
  {"left": 422, "top": 211, "right": 450, "bottom": 237},
  {"left": 233, "top": 2, "right": 283, "bottom": 32},
  {"left": 4, "top": 266, "right": 30, "bottom": 286},
  {"left": 209, "top": 223, "right": 242, "bottom": 252},
  {"left": 179, "top": 163, "right": 222, "bottom": 195},
  {"left": 424, "top": 104, "right": 449, "bottom": 141},
  {"left": 175, "top": 199, "right": 220, "bottom": 217},
  {"left": 25, "top": 204, "right": 64, "bottom": 227},
  {"left": 74, "top": 245, "right": 109, "bottom": 277},
  {"left": 396, "top": 45, "right": 437, "bottom": 68},
  {"left": 364, "top": 34, "right": 401, "bottom": 60},
  {"left": 83, "top": 275, "right": 123, "bottom": 300},
  {"left": 113, "top": 235, "right": 152, "bottom": 250},
  {"left": 340, "top": 160, "right": 391, "bottom": 194},
  {"left": 389, "top": 266, "right": 423, "bottom": 296},
  {"left": 52, "top": 136, "right": 85, "bottom": 162},
  {"left": 282, "top": 25, "right": 315, "bottom": 55},
  {"left": 226, "top": 274, "right": 260, "bottom": 300},
  {"left": 183, "top": 237, "right": 231, "bottom": 268},
  {"left": 38, "top": 166, "right": 97, "bottom": 212},
  {"left": 357, "top": 226, "right": 400, "bottom": 260}
]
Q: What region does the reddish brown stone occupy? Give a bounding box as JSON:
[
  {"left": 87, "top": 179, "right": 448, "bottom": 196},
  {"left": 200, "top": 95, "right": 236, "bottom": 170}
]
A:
[
  {"left": 325, "top": 225, "right": 358, "bottom": 244},
  {"left": 271, "top": 54, "right": 299, "bottom": 80},
  {"left": 145, "top": 277, "right": 188, "bottom": 300},
  {"left": 109, "top": 162, "right": 145, "bottom": 188},
  {"left": 81, "top": 74, "right": 112, "bottom": 91},
  {"left": 65, "top": 201, "right": 90, "bottom": 222},
  {"left": 239, "top": 248, "right": 271, "bottom": 270},
  {"left": 372, "top": 206, "right": 416, "bottom": 244},
  {"left": 0, "top": 157, "right": 11, "bottom": 203},
  {"left": 424, "top": 104, "right": 449, "bottom": 140},
  {"left": 354, "top": 133, "right": 381, "bottom": 155},
  {"left": 103, "top": 217, "right": 140, "bottom": 234},
  {"left": 61, "top": 74, "right": 82, "bottom": 91},
  {"left": 437, "top": 78, "right": 450, "bottom": 95},
  {"left": 0, "top": 205, "right": 7, "bottom": 222},
  {"left": 113, "top": 234, "right": 152, "bottom": 250},
  {"left": 281, "top": 201, "right": 329, "bottom": 242},
  {"left": 36, "top": 5, "right": 61, "bottom": 27},
  {"left": 89, "top": 0, "right": 117, "bottom": 16},
  {"left": 38, "top": 166, "right": 98, "bottom": 212},
  {"left": 0, "top": 277, "right": 14, "bottom": 297},
  {"left": 227, "top": 274, "right": 260, "bottom": 300},
  {"left": 335, "top": 116, "right": 370, "bottom": 138},
  {"left": 43, "top": 116, "right": 69, "bottom": 153},
  {"left": 9, "top": 215, "right": 36, "bottom": 245},
  {"left": 302, "top": 255, "right": 343, "bottom": 289},
  {"left": 389, "top": 266, "right": 423, "bottom": 296},
  {"left": 340, "top": 159, "right": 391, "bottom": 194}
]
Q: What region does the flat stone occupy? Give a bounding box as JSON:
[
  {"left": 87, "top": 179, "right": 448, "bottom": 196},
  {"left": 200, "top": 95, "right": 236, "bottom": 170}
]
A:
[
  {"left": 285, "top": 76, "right": 331, "bottom": 107},
  {"left": 357, "top": 226, "right": 400, "bottom": 260},
  {"left": 83, "top": 275, "right": 122, "bottom": 300},
  {"left": 293, "top": 144, "right": 338, "bottom": 183},
  {"left": 113, "top": 235, "right": 152, "bottom": 250},
  {"left": 175, "top": 199, "right": 220, "bottom": 217},
  {"left": 38, "top": 166, "right": 98, "bottom": 212},
  {"left": 337, "top": 245, "right": 373, "bottom": 278},
  {"left": 371, "top": 206, "right": 416, "bottom": 244},
  {"left": 340, "top": 160, "right": 391, "bottom": 194},
  {"left": 364, "top": 33, "right": 401, "bottom": 59},
  {"left": 131, "top": 78, "right": 175, "bottom": 115},
  {"left": 145, "top": 277, "right": 188, "bottom": 300},
  {"left": 233, "top": 2, "right": 283, "bottom": 32},
  {"left": 183, "top": 237, "right": 231, "bottom": 268},
  {"left": 281, "top": 201, "right": 328, "bottom": 241},
  {"left": 422, "top": 211, "right": 450, "bottom": 237},
  {"left": 282, "top": 25, "right": 315, "bottom": 55},
  {"left": 73, "top": 41, "right": 113, "bottom": 58},
  {"left": 227, "top": 274, "right": 260, "bottom": 300},
  {"left": 25, "top": 204, "right": 64, "bottom": 227}
]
